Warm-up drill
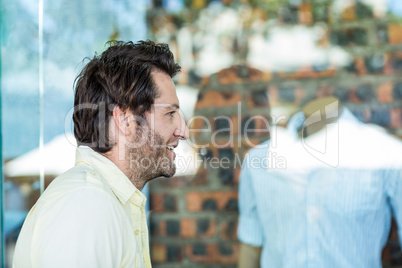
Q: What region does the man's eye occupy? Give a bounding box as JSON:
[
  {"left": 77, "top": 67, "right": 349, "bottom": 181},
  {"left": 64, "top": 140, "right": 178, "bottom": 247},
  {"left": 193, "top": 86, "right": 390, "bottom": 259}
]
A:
[{"left": 167, "top": 111, "right": 175, "bottom": 117}]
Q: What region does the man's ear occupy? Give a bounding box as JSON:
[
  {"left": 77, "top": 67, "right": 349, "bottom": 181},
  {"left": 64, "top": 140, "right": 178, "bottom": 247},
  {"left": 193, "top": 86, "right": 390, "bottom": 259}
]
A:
[{"left": 112, "top": 106, "right": 132, "bottom": 136}]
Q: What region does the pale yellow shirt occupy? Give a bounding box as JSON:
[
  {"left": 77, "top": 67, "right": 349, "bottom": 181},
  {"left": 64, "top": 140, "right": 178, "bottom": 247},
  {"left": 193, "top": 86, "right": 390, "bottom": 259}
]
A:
[{"left": 13, "top": 146, "right": 152, "bottom": 268}]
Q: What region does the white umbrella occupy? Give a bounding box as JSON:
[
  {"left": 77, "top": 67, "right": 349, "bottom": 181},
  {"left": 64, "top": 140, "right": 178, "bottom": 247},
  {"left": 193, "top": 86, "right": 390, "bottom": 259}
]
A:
[{"left": 4, "top": 133, "right": 77, "bottom": 177}]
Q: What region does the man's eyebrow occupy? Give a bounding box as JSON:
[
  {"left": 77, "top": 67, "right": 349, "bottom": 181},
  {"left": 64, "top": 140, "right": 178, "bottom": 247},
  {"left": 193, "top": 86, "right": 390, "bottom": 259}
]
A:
[
  {"left": 165, "top": 104, "right": 180, "bottom": 110},
  {"left": 155, "top": 104, "right": 180, "bottom": 111}
]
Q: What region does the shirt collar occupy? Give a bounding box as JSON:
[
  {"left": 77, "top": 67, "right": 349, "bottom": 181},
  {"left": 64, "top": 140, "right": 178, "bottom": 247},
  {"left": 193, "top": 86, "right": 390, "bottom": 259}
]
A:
[
  {"left": 286, "top": 107, "right": 361, "bottom": 135},
  {"left": 75, "top": 146, "right": 146, "bottom": 205}
]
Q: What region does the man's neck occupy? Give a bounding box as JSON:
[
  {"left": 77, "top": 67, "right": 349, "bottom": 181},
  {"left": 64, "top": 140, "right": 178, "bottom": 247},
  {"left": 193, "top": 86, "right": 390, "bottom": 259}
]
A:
[{"left": 101, "top": 147, "right": 146, "bottom": 191}]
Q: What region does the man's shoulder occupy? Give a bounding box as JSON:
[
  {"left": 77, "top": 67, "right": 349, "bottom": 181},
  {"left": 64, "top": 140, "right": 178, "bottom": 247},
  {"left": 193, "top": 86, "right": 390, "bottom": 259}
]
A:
[
  {"left": 38, "top": 164, "right": 117, "bottom": 206},
  {"left": 24, "top": 164, "right": 128, "bottom": 232}
]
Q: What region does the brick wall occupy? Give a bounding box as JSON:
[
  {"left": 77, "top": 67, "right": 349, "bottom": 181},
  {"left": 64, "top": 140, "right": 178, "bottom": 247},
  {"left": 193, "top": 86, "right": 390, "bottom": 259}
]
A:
[
  {"left": 149, "top": 65, "right": 270, "bottom": 267},
  {"left": 148, "top": 0, "right": 402, "bottom": 267}
]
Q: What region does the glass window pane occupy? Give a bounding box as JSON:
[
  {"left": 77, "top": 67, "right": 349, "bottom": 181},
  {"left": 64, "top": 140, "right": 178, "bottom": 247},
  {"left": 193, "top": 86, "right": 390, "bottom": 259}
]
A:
[
  {"left": 2, "top": 2, "right": 40, "bottom": 267},
  {"left": 1, "top": 0, "right": 146, "bottom": 267}
]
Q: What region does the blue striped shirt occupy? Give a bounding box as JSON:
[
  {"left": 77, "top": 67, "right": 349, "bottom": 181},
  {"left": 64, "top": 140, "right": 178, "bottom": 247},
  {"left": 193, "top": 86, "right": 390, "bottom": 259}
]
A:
[{"left": 238, "top": 109, "right": 402, "bottom": 267}]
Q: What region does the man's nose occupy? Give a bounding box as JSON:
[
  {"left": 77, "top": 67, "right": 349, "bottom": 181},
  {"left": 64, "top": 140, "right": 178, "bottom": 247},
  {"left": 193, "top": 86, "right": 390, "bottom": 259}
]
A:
[{"left": 174, "top": 114, "right": 189, "bottom": 140}]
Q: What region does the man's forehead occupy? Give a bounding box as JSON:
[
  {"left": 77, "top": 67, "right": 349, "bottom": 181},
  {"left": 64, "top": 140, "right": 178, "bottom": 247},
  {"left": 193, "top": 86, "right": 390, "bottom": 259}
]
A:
[{"left": 152, "top": 71, "right": 180, "bottom": 108}]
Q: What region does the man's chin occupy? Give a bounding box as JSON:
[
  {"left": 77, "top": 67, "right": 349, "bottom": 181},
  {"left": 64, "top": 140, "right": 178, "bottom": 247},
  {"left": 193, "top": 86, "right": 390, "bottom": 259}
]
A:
[
  {"left": 160, "top": 155, "right": 176, "bottom": 178},
  {"left": 160, "top": 168, "right": 176, "bottom": 178},
  {"left": 157, "top": 163, "right": 176, "bottom": 178},
  {"left": 145, "top": 167, "right": 175, "bottom": 183}
]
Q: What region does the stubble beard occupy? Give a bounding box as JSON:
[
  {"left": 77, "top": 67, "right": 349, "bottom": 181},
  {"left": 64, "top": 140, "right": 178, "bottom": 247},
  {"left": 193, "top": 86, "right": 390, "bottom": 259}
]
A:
[{"left": 126, "top": 126, "right": 176, "bottom": 185}]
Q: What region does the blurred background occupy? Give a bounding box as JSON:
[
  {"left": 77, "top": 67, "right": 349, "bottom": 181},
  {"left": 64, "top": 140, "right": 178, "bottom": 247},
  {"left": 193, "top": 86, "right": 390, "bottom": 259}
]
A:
[{"left": 1, "top": 0, "right": 402, "bottom": 267}]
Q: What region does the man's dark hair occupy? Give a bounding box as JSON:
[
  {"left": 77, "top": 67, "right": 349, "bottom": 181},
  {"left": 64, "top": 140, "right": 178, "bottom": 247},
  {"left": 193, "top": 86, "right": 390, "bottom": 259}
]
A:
[{"left": 73, "top": 40, "right": 181, "bottom": 153}]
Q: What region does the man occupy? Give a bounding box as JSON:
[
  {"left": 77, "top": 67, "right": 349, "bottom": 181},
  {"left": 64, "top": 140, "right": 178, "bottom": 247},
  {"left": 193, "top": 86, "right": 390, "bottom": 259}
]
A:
[
  {"left": 237, "top": 97, "right": 402, "bottom": 267},
  {"left": 13, "top": 40, "right": 189, "bottom": 268}
]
